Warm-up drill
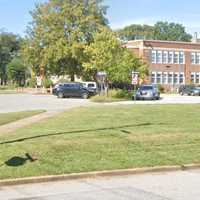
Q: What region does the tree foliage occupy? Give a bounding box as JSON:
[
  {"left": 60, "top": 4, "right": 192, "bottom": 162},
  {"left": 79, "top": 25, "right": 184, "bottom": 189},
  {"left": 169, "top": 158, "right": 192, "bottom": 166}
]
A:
[
  {"left": 118, "top": 21, "right": 192, "bottom": 42},
  {"left": 153, "top": 21, "right": 192, "bottom": 42},
  {"left": 84, "top": 27, "right": 147, "bottom": 83},
  {"left": 7, "top": 58, "right": 29, "bottom": 86},
  {"left": 23, "top": 0, "right": 108, "bottom": 81},
  {"left": 0, "top": 31, "right": 21, "bottom": 85}
]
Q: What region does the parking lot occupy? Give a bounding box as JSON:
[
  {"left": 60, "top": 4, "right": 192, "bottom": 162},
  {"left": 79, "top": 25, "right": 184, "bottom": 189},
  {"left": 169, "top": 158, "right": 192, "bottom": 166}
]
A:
[
  {"left": 1, "top": 93, "right": 200, "bottom": 113},
  {"left": 0, "top": 94, "right": 93, "bottom": 113}
]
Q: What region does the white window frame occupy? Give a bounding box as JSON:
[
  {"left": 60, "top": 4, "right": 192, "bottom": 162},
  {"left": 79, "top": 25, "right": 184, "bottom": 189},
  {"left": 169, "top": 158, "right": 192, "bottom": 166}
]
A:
[
  {"left": 157, "top": 51, "right": 162, "bottom": 64},
  {"left": 179, "top": 52, "right": 185, "bottom": 64},
  {"left": 163, "top": 72, "right": 168, "bottom": 84},
  {"left": 191, "top": 52, "right": 196, "bottom": 64},
  {"left": 151, "top": 72, "right": 157, "bottom": 84},
  {"left": 196, "top": 53, "right": 200, "bottom": 64},
  {"left": 163, "top": 51, "right": 168, "bottom": 64},
  {"left": 174, "top": 52, "right": 179, "bottom": 64},
  {"left": 191, "top": 72, "right": 195, "bottom": 84},
  {"left": 156, "top": 72, "right": 162, "bottom": 84},
  {"left": 196, "top": 72, "right": 200, "bottom": 84},
  {"left": 151, "top": 50, "right": 157, "bottom": 64},
  {"left": 168, "top": 51, "right": 174, "bottom": 64}
]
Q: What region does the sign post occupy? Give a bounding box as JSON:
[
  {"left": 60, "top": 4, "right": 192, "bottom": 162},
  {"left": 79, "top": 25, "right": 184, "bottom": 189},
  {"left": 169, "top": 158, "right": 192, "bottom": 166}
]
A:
[
  {"left": 131, "top": 71, "right": 139, "bottom": 101},
  {"left": 96, "top": 71, "right": 107, "bottom": 96}
]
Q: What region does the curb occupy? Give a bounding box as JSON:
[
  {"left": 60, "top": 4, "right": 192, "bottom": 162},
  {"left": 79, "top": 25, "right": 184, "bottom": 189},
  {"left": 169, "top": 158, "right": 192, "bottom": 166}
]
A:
[{"left": 0, "top": 164, "right": 200, "bottom": 187}]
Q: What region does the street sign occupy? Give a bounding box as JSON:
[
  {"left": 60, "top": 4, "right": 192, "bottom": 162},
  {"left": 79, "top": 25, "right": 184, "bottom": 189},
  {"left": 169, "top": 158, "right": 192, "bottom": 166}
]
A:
[{"left": 131, "top": 71, "right": 139, "bottom": 85}]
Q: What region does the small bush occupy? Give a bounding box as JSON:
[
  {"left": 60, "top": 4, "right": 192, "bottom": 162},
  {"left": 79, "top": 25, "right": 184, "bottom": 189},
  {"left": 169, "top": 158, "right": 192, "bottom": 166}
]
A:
[
  {"left": 91, "top": 89, "right": 133, "bottom": 103},
  {"left": 27, "top": 78, "right": 37, "bottom": 88},
  {"left": 157, "top": 84, "right": 165, "bottom": 93},
  {"left": 42, "top": 77, "right": 53, "bottom": 88}
]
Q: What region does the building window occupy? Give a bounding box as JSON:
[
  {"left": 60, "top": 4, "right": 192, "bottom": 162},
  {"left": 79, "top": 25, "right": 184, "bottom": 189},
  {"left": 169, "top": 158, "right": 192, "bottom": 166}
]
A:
[
  {"left": 179, "top": 73, "right": 184, "bottom": 84},
  {"left": 173, "top": 73, "right": 179, "bottom": 84},
  {"left": 163, "top": 73, "right": 168, "bottom": 84},
  {"left": 151, "top": 72, "right": 156, "bottom": 84},
  {"left": 196, "top": 53, "right": 200, "bottom": 64},
  {"left": 196, "top": 73, "right": 200, "bottom": 84},
  {"left": 191, "top": 52, "right": 196, "bottom": 64},
  {"left": 157, "top": 51, "right": 162, "bottom": 64},
  {"left": 151, "top": 50, "right": 156, "bottom": 64},
  {"left": 168, "top": 73, "right": 173, "bottom": 84},
  {"left": 156, "top": 73, "right": 162, "bottom": 84},
  {"left": 163, "top": 51, "right": 168, "bottom": 64},
  {"left": 191, "top": 73, "right": 195, "bottom": 83},
  {"left": 168, "top": 51, "right": 174, "bottom": 64},
  {"left": 179, "top": 52, "right": 184, "bottom": 64},
  {"left": 174, "top": 52, "right": 179, "bottom": 64}
]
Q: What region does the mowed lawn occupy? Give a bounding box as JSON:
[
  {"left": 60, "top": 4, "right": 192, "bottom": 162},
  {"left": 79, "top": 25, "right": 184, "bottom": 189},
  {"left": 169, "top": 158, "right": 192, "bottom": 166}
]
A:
[
  {"left": 0, "top": 105, "right": 200, "bottom": 179},
  {"left": 0, "top": 110, "right": 45, "bottom": 126}
]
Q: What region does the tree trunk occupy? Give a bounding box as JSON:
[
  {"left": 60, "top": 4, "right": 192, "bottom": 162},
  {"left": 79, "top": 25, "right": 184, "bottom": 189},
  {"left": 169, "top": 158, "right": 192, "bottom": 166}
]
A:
[{"left": 70, "top": 73, "right": 75, "bottom": 82}]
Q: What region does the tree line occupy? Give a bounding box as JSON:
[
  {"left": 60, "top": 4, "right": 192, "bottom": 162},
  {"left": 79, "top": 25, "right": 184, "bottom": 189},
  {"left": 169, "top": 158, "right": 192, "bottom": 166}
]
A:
[{"left": 0, "top": 0, "right": 193, "bottom": 87}]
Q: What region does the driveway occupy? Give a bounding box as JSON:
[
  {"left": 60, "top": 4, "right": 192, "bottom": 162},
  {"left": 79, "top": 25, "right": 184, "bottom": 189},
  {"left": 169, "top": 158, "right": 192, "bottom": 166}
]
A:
[
  {"left": 1, "top": 169, "right": 200, "bottom": 200},
  {"left": 0, "top": 94, "right": 93, "bottom": 113}
]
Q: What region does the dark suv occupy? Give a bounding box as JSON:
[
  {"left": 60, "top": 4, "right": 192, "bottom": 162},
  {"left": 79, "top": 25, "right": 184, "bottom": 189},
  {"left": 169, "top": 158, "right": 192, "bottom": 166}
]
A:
[
  {"left": 178, "top": 85, "right": 200, "bottom": 96},
  {"left": 53, "top": 83, "right": 90, "bottom": 99}
]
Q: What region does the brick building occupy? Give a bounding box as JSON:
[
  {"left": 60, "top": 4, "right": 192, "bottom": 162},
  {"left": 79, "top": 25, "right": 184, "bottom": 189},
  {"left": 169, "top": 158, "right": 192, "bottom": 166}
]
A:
[{"left": 125, "top": 39, "right": 200, "bottom": 90}]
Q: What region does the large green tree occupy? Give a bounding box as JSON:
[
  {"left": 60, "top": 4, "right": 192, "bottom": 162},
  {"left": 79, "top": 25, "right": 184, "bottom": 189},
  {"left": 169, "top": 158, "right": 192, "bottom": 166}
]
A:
[
  {"left": 0, "top": 31, "right": 21, "bottom": 85},
  {"left": 84, "top": 27, "right": 147, "bottom": 83},
  {"left": 7, "top": 58, "right": 29, "bottom": 86},
  {"left": 153, "top": 21, "right": 192, "bottom": 41},
  {"left": 117, "top": 24, "right": 154, "bottom": 41},
  {"left": 23, "top": 0, "right": 108, "bottom": 81},
  {"left": 118, "top": 21, "right": 192, "bottom": 42}
]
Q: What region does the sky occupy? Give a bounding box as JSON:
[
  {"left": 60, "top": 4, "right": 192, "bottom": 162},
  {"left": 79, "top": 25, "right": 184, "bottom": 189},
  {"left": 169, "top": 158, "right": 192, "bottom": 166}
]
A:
[{"left": 0, "top": 0, "right": 200, "bottom": 37}]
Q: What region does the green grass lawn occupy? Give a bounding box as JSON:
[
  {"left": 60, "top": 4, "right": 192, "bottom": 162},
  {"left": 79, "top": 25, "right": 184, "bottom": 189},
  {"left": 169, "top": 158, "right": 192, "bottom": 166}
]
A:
[
  {"left": 0, "top": 105, "right": 200, "bottom": 179},
  {"left": 0, "top": 110, "right": 45, "bottom": 126}
]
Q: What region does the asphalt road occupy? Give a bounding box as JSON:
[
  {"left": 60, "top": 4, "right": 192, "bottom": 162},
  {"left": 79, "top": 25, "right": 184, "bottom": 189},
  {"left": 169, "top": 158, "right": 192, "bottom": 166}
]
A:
[
  {"left": 1, "top": 169, "right": 200, "bottom": 200},
  {"left": 1, "top": 93, "right": 200, "bottom": 113},
  {"left": 0, "top": 94, "right": 93, "bottom": 113}
]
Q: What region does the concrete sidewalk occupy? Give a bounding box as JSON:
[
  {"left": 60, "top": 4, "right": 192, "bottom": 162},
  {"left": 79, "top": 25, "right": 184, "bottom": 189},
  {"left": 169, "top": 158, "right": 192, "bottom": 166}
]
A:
[
  {"left": 1, "top": 169, "right": 200, "bottom": 200},
  {"left": 0, "top": 111, "right": 60, "bottom": 134}
]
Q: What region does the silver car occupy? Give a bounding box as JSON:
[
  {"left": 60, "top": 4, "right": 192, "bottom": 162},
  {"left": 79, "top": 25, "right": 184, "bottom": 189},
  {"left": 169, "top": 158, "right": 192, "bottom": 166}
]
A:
[{"left": 134, "top": 85, "right": 160, "bottom": 100}]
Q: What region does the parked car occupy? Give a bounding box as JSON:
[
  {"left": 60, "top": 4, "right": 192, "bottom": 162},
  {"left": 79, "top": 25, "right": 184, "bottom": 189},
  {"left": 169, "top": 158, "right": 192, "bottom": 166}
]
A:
[
  {"left": 82, "top": 82, "right": 97, "bottom": 95},
  {"left": 178, "top": 85, "right": 200, "bottom": 96},
  {"left": 133, "top": 85, "right": 160, "bottom": 100},
  {"left": 53, "top": 82, "right": 90, "bottom": 99},
  {"left": 52, "top": 83, "right": 63, "bottom": 95}
]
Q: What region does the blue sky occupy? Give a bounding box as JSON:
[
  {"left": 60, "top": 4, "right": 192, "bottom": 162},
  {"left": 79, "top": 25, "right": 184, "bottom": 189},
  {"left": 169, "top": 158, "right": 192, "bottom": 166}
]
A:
[{"left": 0, "top": 0, "right": 200, "bottom": 36}]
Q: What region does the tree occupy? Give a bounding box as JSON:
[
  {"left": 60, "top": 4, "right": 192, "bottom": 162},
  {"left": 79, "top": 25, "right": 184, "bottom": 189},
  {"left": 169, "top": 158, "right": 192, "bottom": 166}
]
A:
[
  {"left": 153, "top": 21, "right": 192, "bottom": 41},
  {"left": 7, "top": 58, "right": 29, "bottom": 86},
  {"left": 117, "top": 24, "right": 154, "bottom": 41},
  {"left": 0, "top": 31, "right": 21, "bottom": 85},
  {"left": 84, "top": 27, "right": 147, "bottom": 83},
  {"left": 117, "top": 21, "right": 192, "bottom": 42},
  {"left": 23, "top": 0, "right": 108, "bottom": 81}
]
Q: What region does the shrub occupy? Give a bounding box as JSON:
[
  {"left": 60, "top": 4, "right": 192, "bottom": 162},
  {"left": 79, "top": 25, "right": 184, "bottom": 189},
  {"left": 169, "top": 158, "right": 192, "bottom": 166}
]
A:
[
  {"left": 27, "top": 78, "right": 37, "bottom": 88},
  {"left": 42, "top": 77, "right": 53, "bottom": 88}
]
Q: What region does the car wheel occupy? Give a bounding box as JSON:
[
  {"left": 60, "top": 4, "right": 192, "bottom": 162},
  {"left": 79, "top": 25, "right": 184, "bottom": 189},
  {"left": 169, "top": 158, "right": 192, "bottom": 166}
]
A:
[
  {"left": 180, "top": 92, "right": 184, "bottom": 96},
  {"left": 82, "top": 93, "right": 88, "bottom": 99},
  {"left": 191, "top": 92, "right": 195, "bottom": 96},
  {"left": 57, "top": 92, "right": 64, "bottom": 98}
]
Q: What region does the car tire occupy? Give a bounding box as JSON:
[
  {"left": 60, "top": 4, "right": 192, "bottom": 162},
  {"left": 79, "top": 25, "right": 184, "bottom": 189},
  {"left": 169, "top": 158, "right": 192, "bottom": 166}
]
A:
[
  {"left": 57, "top": 92, "right": 64, "bottom": 98},
  {"left": 82, "top": 93, "right": 88, "bottom": 99}
]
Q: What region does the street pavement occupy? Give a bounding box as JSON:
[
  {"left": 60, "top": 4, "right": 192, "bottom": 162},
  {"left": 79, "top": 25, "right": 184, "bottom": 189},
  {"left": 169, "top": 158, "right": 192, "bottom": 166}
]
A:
[
  {"left": 1, "top": 93, "right": 200, "bottom": 113},
  {"left": 0, "top": 94, "right": 93, "bottom": 113},
  {"left": 1, "top": 169, "right": 200, "bottom": 200}
]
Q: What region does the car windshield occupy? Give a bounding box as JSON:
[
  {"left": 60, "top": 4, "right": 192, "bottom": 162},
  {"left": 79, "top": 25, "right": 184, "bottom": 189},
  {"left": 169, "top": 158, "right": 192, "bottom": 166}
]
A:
[
  {"left": 87, "top": 84, "right": 95, "bottom": 88},
  {"left": 139, "top": 86, "right": 153, "bottom": 90}
]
